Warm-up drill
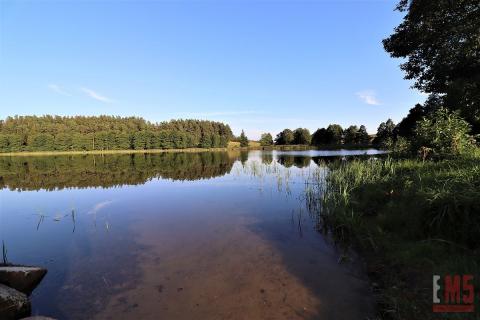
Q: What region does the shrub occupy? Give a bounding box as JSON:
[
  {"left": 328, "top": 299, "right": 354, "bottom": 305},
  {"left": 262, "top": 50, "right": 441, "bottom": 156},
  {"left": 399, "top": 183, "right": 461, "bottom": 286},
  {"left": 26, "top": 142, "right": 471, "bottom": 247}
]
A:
[
  {"left": 392, "top": 136, "right": 411, "bottom": 156},
  {"left": 414, "top": 108, "right": 475, "bottom": 158}
]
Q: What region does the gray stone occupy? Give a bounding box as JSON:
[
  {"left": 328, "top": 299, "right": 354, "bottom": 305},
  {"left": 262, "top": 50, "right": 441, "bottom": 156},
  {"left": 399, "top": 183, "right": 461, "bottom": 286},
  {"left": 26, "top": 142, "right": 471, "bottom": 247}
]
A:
[
  {"left": 0, "top": 266, "right": 47, "bottom": 295},
  {"left": 21, "top": 317, "right": 56, "bottom": 320},
  {"left": 0, "top": 284, "right": 31, "bottom": 320}
]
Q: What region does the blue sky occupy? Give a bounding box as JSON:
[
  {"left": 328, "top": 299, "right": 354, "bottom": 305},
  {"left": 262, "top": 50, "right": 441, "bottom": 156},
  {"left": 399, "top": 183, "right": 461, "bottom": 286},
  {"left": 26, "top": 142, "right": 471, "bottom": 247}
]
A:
[{"left": 0, "top": 0, "right": 425, "bottom": 139}]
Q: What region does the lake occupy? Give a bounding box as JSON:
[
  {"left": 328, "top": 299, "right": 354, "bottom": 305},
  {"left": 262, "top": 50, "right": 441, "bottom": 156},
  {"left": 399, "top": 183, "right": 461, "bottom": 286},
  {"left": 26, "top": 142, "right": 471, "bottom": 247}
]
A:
[{"left": 0, "top": 149, "right": 384, "bottom": 320}]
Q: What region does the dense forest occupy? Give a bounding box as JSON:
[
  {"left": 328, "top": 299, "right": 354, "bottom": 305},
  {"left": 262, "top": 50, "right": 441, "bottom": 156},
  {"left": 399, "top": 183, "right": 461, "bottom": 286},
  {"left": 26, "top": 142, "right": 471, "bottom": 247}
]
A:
[{"left": 0, "top": 116, "right": 233, "bottom": 152}]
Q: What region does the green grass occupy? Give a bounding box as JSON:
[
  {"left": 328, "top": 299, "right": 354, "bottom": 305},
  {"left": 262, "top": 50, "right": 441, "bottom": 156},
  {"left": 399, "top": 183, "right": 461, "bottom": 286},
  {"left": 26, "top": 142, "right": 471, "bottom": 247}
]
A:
[
  {"left": 227, "top": 141, "right": 262, "bottom": 149},
  {"left": 314, "top": 151, "right": 480, "bottom": 319}
]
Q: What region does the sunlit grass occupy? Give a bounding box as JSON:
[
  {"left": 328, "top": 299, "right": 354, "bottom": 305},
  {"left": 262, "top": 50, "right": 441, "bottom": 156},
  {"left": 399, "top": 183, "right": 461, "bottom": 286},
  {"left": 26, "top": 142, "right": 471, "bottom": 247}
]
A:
[{"left": 311, "top": 153, "right": 480, "bottom": 319}]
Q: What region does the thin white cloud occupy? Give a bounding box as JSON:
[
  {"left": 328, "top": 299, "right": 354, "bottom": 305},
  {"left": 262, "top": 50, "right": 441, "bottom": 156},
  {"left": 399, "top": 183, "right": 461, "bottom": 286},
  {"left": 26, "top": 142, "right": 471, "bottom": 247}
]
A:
[
  {"left": 80, "top": 87, "right": 114, "bottom": 103},
  {"left": 48, "top": 84, "right": 71, "bottom": 96},
  {"left": 87, "top": 200, "right": 114, "bottom": 215},
  {"left": 173, "top": 110, "right": 260, "bottom": 118},
  {"left": 356, "top": 90, "right": 380, "bottom": 105}
]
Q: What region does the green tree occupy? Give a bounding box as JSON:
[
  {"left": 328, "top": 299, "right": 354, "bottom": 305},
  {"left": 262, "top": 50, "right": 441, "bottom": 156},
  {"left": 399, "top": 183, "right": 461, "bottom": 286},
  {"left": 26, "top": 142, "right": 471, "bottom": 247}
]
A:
[
  {"left": 29, "top": 133, "right": 54, "bottom": 151},
  {"left": 358, "top": 125, "right": 370, "bottom": 145},
  {"left": 133, "top": 131, "right": 148, "bottom": 150},
  {"left": 395, "top": 104, "right": 425, "bottom": 139},
  {"left": 54, "top": 133, "right": 72, "bottom": 151},
  {"left": 275, "top": 129, "right": 294, "bottom": 145},
  {"left": 8, "top": 135, "right": 24, "bottom": 151},
  {"left": 219, "top": 135, "right": 228, "bottom": 148},
  {"left": 115, "top": 132, "right": 132, "bottom": 150},
  {"left": 156, "top": 130, "right": 171, "bottom": 149},
  {"left": 259, "top": 133, "right": 273, "bottom": 146},
  {"left": 326, "top": 124, "right": 343, "bottom": 145},
  {"left": 311, "top": 128, "right": 329, "bottom": 146},
  {"left": 94, "top": 131, "right": 111, "bottom": 150},
  {"left": 383, "top": 0, "right": 480, "bottom": 133},
  {"left": 145, "top": 131, "right": 156, "bottom": 149},
  {"left": 293, "top": 128, "right": 311, "bottom": 145},
  {"left": 200, "top": 134, "right": 213, "bottom": 148},
  {"left": 373, "top": 119, "right": 396, "bottom": 148},
  {"left": 211, "top": 134, "right": 221, "bottom": 148},
  {"left": 0, "top": 135, "right": 9, "bottom": 151},
  {"left": 343, "top": 125, "right": 359, "bottom": 144},
  {"left": 72, "top": 133, "right": 91, "bottom": 151},
  {"left": 239, "top": 130, "right": 249, "bottom": 147}
]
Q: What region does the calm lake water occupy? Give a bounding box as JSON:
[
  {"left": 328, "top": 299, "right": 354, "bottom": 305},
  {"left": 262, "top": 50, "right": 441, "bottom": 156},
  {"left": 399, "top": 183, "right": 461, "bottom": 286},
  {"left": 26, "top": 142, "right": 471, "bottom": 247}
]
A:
[{"left": 0, "top": 149, "right": 384, "bottom": 320}]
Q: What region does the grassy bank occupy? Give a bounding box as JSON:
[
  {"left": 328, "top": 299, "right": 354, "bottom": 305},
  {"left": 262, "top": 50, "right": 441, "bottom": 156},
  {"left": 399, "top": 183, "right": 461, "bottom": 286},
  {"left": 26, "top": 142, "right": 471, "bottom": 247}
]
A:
[
  {"left": 227, "top": 141, "right": 261, "bottom": 149},
  {"left": 316, "top": 152, "right": 480, "bottom": 319}
]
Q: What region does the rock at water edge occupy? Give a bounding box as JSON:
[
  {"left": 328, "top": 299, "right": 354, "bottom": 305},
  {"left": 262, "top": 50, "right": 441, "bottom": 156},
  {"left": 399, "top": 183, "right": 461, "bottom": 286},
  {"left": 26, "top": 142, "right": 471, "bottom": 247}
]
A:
[
  {"left": 0, "top": 283, "right": 31, "bottom": 320},
  {"left": 0, "top": 266, "right": 47, "bottom": 295}
]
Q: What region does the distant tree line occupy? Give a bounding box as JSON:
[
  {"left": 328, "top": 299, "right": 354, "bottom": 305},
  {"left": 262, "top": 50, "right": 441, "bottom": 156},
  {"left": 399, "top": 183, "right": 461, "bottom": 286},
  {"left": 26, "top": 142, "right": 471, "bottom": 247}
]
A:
[
  {"left": 0, "top": 115, "right": 233, "bottom": 152},
  {"left": 261, "top": 125, "right": 370, "bottom": 147},
  {"left": 264, "top": 0, "right": 480, "bottom": 155}
]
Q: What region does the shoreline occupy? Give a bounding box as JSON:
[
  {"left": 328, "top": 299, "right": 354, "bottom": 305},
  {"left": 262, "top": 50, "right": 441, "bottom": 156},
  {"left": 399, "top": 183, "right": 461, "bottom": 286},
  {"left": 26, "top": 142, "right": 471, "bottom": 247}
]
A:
[
  {"left": 0, "top": 148, "right": 232, "bottom": 157},
  {"left": 0, "top": 144, "right": 378, "bottom": 157}
]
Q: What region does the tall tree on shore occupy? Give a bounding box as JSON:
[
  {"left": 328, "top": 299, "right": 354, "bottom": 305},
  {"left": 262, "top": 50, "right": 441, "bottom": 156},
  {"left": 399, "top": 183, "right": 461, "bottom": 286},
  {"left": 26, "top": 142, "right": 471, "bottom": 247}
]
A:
[
  {"left": 343, "top": 125, "right": 359, "bottom": 144},
  {"left": 239, "top": 130, "right": 249, "bottom": 147},
  {"left": 275, "top": 129, "right": 294, "bottom": 145},
  {"left": 311, "top": 128, "right": 329, "bottom": 146},
  {"left": 395, "top": 104, "right": 426, "bottom": 139},
  {"left": 374, "top": 119, "right": 396, "bottom": 147},
  {"left": 383, "top": 0, "right": 480, "bottom": 133},
  {"left": 259, "top": 133, "right": 273, "bottom": 146},
  {"left": 293, "top": 128, "right": 311, "bottom": 145},
  {"left": 326, "top": 124, "right": 343, "bottom": 145},
  {"left": 358, "top": 125, "right": 370, "bottom": 145}
]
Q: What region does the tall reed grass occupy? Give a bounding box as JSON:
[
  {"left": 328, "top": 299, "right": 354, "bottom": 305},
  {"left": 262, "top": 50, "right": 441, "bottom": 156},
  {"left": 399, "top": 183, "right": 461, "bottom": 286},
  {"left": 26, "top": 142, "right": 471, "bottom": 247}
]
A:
[{"left": 311, "top": 153, "right": 480, "bottom": 319}]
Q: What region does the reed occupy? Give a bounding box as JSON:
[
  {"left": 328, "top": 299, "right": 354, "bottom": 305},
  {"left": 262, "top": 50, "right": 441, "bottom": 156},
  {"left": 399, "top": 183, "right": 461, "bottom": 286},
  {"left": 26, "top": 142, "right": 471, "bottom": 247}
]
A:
[{"left": 310, "top": 152, "right": 480, "bottom": 319}]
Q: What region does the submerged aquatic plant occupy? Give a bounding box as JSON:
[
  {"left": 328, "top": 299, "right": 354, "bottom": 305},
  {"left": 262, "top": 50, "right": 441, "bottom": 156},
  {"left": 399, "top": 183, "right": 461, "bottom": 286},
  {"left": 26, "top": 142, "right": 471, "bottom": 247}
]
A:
[
  {"left": 2, "top": 240, "right": 8, "bottom": 264},
  {"left": 71, "top": 208, "right": 76, "bottom": 233},
  {"left": 36, "top": 213, "right": 46, "bottom": 231}
]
